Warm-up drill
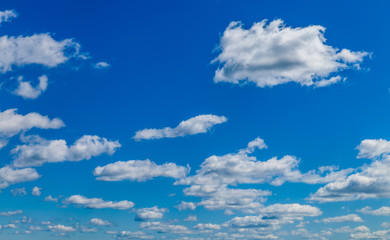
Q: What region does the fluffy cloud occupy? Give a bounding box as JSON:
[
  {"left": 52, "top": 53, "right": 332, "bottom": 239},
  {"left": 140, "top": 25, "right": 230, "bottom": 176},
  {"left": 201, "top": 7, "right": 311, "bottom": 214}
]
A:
[
  {"left": 135, "top": 206, "right": 168, "bottom": 221},
  {"left": 11, "top": 187, "right": 26, "bottom": 196},
  {"left": 176, "top": 201, "right": 197, "bottom": 211},
  {"left": 0, "top": 210, "right": 22, "bottom": 217},
  {"left": 31, "top": 186, "right": 41, "bottom": 196},
  {"left": 257, "top": 203, "right": 322, "bottom": 218},
  {"left": 176, "top": 137, "right": 350, "bottom": 212},
  {"left": 0, "top": 109, "right": 64, "bottom": 138},
  {"left": 13, "top": 75, "right": 48, "bottom": 99},
  {"left": 309, "top": 138, "right": 390, "bottom": 202},
  {"left": 0, "top": 166, "right": 40, "bottom": 189},
  {"left": 88, "top": 218, "right": 112, "bottom": 226},
  {"left": 94, "top": 61, "right": 110, "bottom": 69},
  {"left": 321, "top": 214, "right": 363, "bottom": 223},
  {"left": 0, "top": 33, "right": 82, "bottom": 73},
  {"left": 133, "top": 114, "right": 227, "bottom": 140},
  {"left": 0, "top": 10, "right": 17, "bottom": 24},
  {"left": 63, "top": 195, "right": 134, "bottom": 210},
  {"left": 358, "top": 206, "right": 390, "bottom": 216},
  {"left": 111, "top": 231, "right": 154, "bottom": 239},
  {"left": 12, "top": 135, "right": 121, "bottom": 167},
  {"left": 94, "top": 159, "right": 189, "bottom": 182},
  {"left": 194, "top": 223, "right": 221, "bottom": 230},
  {"left": 213, "top": 19, "right": 368, "bottom": 88},
  {"left": 47, "top": 224, "right": 76, "bottom": 232},
  {"left": 140, "top": 221, "right": 190, "bottom": 234},
  {"left": 44, "top": 195, "right": 58, "bottom": 202}
]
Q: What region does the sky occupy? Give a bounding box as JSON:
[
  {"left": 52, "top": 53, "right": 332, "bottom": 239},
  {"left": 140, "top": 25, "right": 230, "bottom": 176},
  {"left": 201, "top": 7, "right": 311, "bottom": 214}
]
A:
[{"left": 0, "top": 0, "right": 390, "bottom": 239}]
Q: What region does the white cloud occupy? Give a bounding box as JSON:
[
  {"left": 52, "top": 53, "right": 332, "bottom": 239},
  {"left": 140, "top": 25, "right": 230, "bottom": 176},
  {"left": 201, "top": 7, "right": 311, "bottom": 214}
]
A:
[
  {"left": 111, "top": 231, "right": 154, "bottom": 239},
  {"left": 11, "top": 187, "right": 26, "bottom": 196},
  {"left": 194, "top": 223, "right": 221, "bottom": 230},
  {"left": 358, "top": 206, "right": 390, "bottom": 216},
  {"left": 0, "top": 108, "right": 64, "bottom": 138},
  {"left": 0, "top": 33, "right": 81, "bottom": 73},
  {"left": 140, "top": 221, "right": 190, "bottom": 234},
  {"left": 0, "top": 210, "right": 22, "bottom": 217},
  {"left": 0, "top": 10, "right": 17, "bottom": 24},
  {"left": 257, "top": 203, "right": 322, "bottom": 218},
  {"left": 48, "top": 224, "right": 76, "bottom": 232},
  {"left": 0, "top": 166, "right": 40, "bottom": 189},
  {"left": 4, "top": 223, "right": 18, "bottom": 229},
  {"left": 94, "top": 159, "right": 189, "bottom": 182},
  {"left": 133, "top": 114, "right": 227, "bottom": 140},
  {"left": 184, "top": 215, "right": 197, "bottom": 222},
  {"left": 213, "top": 19, "right": 368, "bottom": 88},
  {"left": 44, "top": 195, "right": 58, "bottom": 202},
  {"left": 12, "top": 135, "right": 121, "bottom": 167},
  {"left": 88, "top": 218, "right": 112, "bottom": 226},
  {"left": 13, "top": 75, "right": 48, "bottom": 99},
  {"left": 321, "top": 214, "right": 363, "bottom": 223},
  {"left": 31, "top": 186, "right": 41, "bottom": 196},
  {"left": 63, "top": 195, "right": 134, "bottom": 210},
  {"left": 309, "top": 138, "right": 390, "bottom": 202},
  {"left": 176, "top": 201, "right": 197, "bottom": 211},
  {"left": 94, "top": 61, "right": 110, "bottom": 69},
  {"left": 135, "top": 206, "right": 168, "bottom": 221}
]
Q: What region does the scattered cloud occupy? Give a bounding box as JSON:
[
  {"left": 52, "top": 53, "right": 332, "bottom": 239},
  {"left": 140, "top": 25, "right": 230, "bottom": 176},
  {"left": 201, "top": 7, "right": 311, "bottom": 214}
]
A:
[
  {"left": 133, "top": 114, "right": 227, "bottom": 140},
  {"left": 11, "top": 187, "right": 26, "bottom": 196},
  {"left": 94, "top": 159, "right": 189, "bottom": 182},
  {"left": 0, "top": 210, "right": 22, "bottom": 217},
  {"left": 0, "top": 33, "right": 82, "bottom": 73},
  {"left": 135, "top": 206, "right": 168, "bottom": 221},
  {"left": 63, "top": 195, "right": 134, "bottom": 210},
  {"left": 213, "top": 19, "right": 368, "bottom": 88},
  {"left": 31, "top": 186, "right": 41, "bottom": 196},
  {"left": 12, "top": 134, "right": 121, "bottom": 167},
  {"left": 44, "top": 195, "right": 58, "bottom": 202},
  {"left": 13, "top": 75, "right": 48, "bottom": 99},
  {"left": 0, "top": 166, "right": 40, "bottom": 190},
  {"left": 358, "top": 206, "right": 390, "bottom": 216},
  {"left": 0, "top": 10, "right": 17, "bottom": 24},
  {"left": 48, "top": 224, "right": 76, "bottom": 232},
  {"left": 88, "top": 218, "right": 112, "bottom": 226},
  {"left": 94, "top": 61, "right": 110, "bottom": 69},
  {"left": 176, "top": 201, "right": 197, "bottom": 211},
  {"left": 321, "top": 214, "right": 363, "bottom": 223}
]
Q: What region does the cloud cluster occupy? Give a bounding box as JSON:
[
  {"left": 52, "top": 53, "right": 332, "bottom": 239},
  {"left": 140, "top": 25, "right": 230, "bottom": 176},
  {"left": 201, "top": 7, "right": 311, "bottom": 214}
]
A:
[
  {"left": 133, "top": 114, "right": 227, "bottom": 140},
  {"left": 12, "top": 135, "right": 121, "bottom": 167},
  {"left": 63, "top": 195, "right": 134, "bottom": 210},
  {"left": 13, "top": 75, "right": 48, "bottom": 99},
  {"left": 309, "top": 138, "right": 390, "bottom": 202},
  {"left": 213, "top": 19, "right": 368, "bottom": 88},
  {"left": 321, "top": 214, "right": 363, "bottom": 223},
  {"left": 94, "top": 159, "right": 189, "bottom": 181}
]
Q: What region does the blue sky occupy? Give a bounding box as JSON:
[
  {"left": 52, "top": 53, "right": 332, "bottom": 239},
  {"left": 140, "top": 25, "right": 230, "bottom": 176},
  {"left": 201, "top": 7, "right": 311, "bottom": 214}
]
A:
[{"left": 0, "top": 0, "right": 390, "bottom": 239}]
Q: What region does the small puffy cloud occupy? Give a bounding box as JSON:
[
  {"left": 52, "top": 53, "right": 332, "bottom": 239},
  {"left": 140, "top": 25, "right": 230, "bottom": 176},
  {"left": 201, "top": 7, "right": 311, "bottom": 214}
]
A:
[
  {"left": 48, "top": 224, "right": 76, "bottom": 232},
  {"left": 358, "top": 206, "right": 390, "bottom": 216},
  {"left": 213, "top": 19, "right": 368, "bottom": 88},
  {"left": 0, "top": 10, "right": 17, "bottom": 24},
  {"left": 0, "top": 108, "right": 64, "bottom": 138},
  {"left": 4, "top": 223, "right": 18, "bottom": 229},
  {"left": 112, "top": 231, "right": 154, "bottom": 239},
  {"left": 94, "top": 61, "right": 110, "bottom": 69},
  {"left": 11, "top": 187, "right": 26, "bottom": 196},
  {"left": 0, "top": 210, "right": 22, "bottom": 217},
  {"left": 44, "top": 195, "right": 58, "bottom": 202},
  {"left": 193, "top": 223, "right": 221, "bottom": 230},
  {"left": 13, "top": 75, "right": 48, "bottom": 99},
  {"left": 257, "top": 203, "right": 322, "bottom": 217},
  {"left": 0, "top": 166, "right": 40, "bottom": 190},
  {"left": 31, "top": 186, "right": 41, "bottom": 196},
  {"left": 321, "top": 214, "right": 363, "bottom": 223},
  {"left": 135, "top": 206, "right": 168, "bottom": 221},
  {"left": 184, "top": 215, "right": 197, "bottom": 222},
  {"left": 133, "top": 114, "right": 227, "bottom": 141},
  {"left": 63, "top": 195, "right": 134, "bottom": 210},
  {"left": 12, "top": 135, "right": 121, "bottom": 167},
  {"left": 94, "top": 159, "right": 189, "bottom": 182},
  {"left": 176, "top": 201, "right": 197, "bottom": 211},
  {"left": 88, "top": 218, "right": 112, "bottom": 226},
  {"left": 0, "top": 33, "right": 81, "bottom": 73}
]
